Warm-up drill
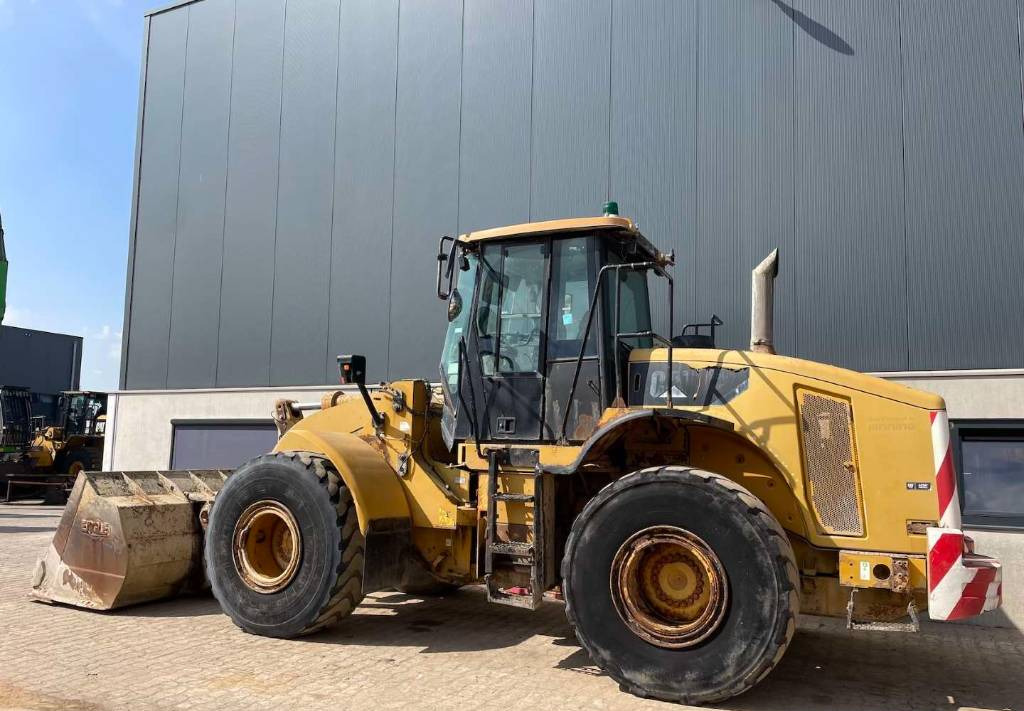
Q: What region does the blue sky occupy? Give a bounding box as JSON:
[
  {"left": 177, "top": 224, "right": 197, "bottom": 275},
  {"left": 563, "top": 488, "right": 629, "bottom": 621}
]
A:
[{"left": 1, "top": 0, "right": 147, "bottom": 391}]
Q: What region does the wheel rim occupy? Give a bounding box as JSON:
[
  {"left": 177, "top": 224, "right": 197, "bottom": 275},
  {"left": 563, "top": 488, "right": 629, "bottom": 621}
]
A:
[
  {"left": 610, "top": 525, "right": 728, "bottom": 648},
  {"left": 68, "top": 461, "right": 84, "bottom": 477},
  {"left": 232, "top": 500, "right": 302, "bottom": 594}
]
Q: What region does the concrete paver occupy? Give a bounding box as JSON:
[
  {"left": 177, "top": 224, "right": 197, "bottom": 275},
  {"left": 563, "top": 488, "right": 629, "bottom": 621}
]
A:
[{"left": 0, "top": 503, "right": 1021, "bottom": 711}]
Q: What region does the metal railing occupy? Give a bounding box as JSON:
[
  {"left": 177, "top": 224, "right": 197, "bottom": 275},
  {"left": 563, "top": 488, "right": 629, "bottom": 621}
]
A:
[{"left": 559, "top": 260, "right": 674, "bottom": 443}]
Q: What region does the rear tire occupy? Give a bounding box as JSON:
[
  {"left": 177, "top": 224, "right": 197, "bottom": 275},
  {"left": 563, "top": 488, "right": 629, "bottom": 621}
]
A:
[
  {"left": 562, "top": 466, "right": 798, "bottom": 705},
  {"left": 206, "top": 451, "right": 364, "bottom": 638}
]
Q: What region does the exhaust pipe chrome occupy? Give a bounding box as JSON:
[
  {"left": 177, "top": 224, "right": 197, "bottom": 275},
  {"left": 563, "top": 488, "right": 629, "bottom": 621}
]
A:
[{"left": 750, "top": 249, "right": 779, "bottom": 355}]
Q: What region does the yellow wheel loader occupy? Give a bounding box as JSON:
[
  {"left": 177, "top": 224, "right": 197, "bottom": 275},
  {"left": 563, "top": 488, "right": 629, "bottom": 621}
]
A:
[
  {"left": 25, "top": 391, "right": 107, "bottom": 476},
  {"left": 2, "top": 389, "right": 106, "bottom": 502},
  {"left": 31, "top": 208, "right": 1002, "bottom": 704}
]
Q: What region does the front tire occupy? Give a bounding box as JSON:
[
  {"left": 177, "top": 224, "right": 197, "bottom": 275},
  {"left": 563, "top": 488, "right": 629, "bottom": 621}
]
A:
[
  {"left": 562, "top": 466, "right": 798, "bottom": 705},
  {"left": 206, "top": 451, "right": 364, "bottom": 638},
  {"left": 60, "top": 450, "right": 95, "bottom": 477}
]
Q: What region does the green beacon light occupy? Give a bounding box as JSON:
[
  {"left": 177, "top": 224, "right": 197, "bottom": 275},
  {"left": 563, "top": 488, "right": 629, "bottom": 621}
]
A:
[{"left": 603, "top": 201, "right": 619, "bottom": 217}]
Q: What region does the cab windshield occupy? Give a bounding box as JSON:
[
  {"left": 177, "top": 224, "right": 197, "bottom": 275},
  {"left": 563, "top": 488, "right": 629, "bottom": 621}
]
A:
[{"left": 438, "top": 252, "right": 478, "bottom": 401}]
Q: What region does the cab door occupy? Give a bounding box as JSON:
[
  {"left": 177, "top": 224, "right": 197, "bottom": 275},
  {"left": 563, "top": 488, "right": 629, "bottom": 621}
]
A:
[
  {"left": 543, "top": 236, "right": 603, "bottom": 441},
  {"left": 472, "top": 241, "right": 548, "bottom": 441}
]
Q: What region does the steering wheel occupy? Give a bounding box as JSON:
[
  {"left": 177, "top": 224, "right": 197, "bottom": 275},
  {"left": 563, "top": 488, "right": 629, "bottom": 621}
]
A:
[
  {"left": 479, "top": 350, "right": 517, "bottom": 372},
  {"left": 502, "top": 323, "right": 541, "bottom": 348}
]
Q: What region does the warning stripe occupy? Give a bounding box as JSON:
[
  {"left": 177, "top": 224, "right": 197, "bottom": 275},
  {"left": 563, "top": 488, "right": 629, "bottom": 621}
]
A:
[
  {"left": 947, "top": 591, "right": 986, "bottom": 621},
  {"left": 929, "top": 411, "right": 961, "bottom": 529},
  {"left": 927, "top": 527, "right": 1002, "bottom": 621},
  {"left": 927, "top": 529, "right": 962, "bottom": 593},
  {"left": 946, "top": 568, "right": 999, "bottom": 620}
]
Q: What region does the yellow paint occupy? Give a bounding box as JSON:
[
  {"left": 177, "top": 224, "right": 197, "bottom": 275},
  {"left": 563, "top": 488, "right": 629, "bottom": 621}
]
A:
[
  {"left": 274, "top": 428, "right": 409, "bottom": 535},
  {"left": 278, "top": 380, "right": 464, "bottom": 533},
  {"left": 624, "top": 347, "right": 944, "bottom": 555},
  {"left": 838, "top": 550, "right": 927, "bottom": 590},
  {"left": 461, "top": 215, "right": 636, "bottom": 242}
]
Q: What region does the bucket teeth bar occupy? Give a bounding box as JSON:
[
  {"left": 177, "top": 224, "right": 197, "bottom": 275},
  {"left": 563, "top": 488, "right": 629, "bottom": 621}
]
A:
[{"left": 31, "top": 470, "right": 231, "bottom": 610}]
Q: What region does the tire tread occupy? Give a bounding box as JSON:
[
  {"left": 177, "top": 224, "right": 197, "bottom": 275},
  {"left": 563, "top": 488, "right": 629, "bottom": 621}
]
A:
[
  {"left": 210, "top": 451, "right": 365, "bottom": 637},
  {"left": 561, "top": 465, "right": 799, "bottom": 705}
]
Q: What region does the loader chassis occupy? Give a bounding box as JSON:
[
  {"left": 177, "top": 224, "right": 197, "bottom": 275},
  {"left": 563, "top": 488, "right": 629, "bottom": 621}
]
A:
[{"left": 32, "top": 214, "right": 1002, "bottom": 704}]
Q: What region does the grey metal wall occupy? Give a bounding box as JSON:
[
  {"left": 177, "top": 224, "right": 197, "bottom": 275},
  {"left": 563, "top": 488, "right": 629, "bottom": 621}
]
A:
[
  {"left": 0, "top": 326, "right": 82, "bottom": 394},
  {"left": 122, "top": 0, "right": 1024, "bottom": 390}
]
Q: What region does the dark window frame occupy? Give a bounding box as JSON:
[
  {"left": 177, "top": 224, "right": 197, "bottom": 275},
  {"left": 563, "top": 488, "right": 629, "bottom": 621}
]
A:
[
  {"left": 169, "top": 418, "right": 278, "bottom": 470},
  {"left": 474, "top": 238, "right": 551, "bottom": 377},
  {"left": 951, "top": 418, "right": 1024, "bottom": 531}
]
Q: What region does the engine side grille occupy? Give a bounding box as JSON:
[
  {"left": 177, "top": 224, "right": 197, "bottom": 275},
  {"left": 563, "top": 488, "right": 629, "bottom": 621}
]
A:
[{"left": 797, "top": 390, "right": 865, "bottom": 536}]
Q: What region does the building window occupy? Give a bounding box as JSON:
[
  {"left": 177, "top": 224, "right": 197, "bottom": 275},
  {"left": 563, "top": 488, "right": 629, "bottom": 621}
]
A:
[
  {"left": 170, "top": 421, "right": 278, "bottom": 470},
  {"left": 952, "top": 420, "right": 1024, "bottom": 530}
]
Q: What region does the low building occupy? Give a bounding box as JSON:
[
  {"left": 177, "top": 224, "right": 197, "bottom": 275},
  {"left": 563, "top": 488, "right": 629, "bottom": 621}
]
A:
[{"left": 0, "top": 325, "right": 83, "bottom": 423}]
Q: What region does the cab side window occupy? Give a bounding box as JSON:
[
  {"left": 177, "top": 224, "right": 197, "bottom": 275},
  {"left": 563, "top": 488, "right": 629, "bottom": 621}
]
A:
[
  {"left": 548, "top": 237, "right": 597, "bottom": 359},
  {"left": 476, "top": 242, "right": 546, "bottom": 374}
]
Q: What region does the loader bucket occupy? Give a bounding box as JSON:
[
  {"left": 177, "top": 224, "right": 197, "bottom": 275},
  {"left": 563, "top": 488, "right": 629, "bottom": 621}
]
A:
[{"left": 30, "top": 469, "right": 230, "bottom": 610}]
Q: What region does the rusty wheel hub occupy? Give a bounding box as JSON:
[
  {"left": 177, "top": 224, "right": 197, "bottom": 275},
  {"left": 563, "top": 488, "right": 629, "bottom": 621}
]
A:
[
  {"left": 232, "top": 501, "right": 302, "bottom": 594},
  {"left": 610, "top": 525, "right": 728, "bottom": 648}
]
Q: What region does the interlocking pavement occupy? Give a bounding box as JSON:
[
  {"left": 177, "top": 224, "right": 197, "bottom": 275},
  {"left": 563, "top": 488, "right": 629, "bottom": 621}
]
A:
[{"left": 0, "top": 503, "right": 1021, "bottom": 711}]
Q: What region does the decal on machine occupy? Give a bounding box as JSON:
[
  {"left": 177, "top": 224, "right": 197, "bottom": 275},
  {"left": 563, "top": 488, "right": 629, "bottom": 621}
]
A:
[{"left": 80, "top": 519, "right": 111, "bottom": 539}]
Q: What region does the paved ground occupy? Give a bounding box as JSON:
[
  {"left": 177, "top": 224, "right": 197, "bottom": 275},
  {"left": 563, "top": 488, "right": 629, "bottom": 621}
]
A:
[{"left": 0, "top": 503, "right": 1021, "bottom": 711}]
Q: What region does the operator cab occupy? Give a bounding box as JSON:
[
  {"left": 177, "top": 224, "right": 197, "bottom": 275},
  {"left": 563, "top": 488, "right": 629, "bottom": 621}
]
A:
[
  {"left": 56, "top": 391, "right": 107, "bottom": 437},
  {"left": 436, "top": 208, "right": 681, "bottom": 450}
]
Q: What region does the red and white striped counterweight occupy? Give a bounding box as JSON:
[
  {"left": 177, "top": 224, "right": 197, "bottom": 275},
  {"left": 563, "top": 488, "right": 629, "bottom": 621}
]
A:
[{"left": 926, "top": 411, "right": 1001, "bottom": 621}]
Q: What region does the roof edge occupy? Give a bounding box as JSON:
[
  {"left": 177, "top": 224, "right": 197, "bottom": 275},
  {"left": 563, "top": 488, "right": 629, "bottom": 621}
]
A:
[{"left": 145, "top": 0, "right": 203, "bottom": 18}]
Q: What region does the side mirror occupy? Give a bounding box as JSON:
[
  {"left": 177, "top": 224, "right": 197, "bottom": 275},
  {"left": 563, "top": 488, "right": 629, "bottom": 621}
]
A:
[
  {"left": 436, "top": 235, "right": 457, "bottom": 300},
  {"left": 336, "top": 354, "right": 384, "bottom": 430},
  {"left": 337, "top": 355, "right": 367, "bottom": 385}
]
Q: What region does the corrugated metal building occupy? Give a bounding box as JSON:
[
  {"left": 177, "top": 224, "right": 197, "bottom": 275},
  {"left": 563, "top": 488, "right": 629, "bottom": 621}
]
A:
[
  {"left": 0, "top": 325, "right": 83, "bottom": 423},
  {"left": 108, "top": 0, "right": 1024, "bottom": 625},
  {"left": 0, "top": 326, "right": 82, "bottom": 395}
]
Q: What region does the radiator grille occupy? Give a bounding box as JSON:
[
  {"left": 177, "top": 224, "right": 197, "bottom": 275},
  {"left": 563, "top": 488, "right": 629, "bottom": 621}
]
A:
[{"left": 798, "top": 391, "right": 864, "bottom": 536}]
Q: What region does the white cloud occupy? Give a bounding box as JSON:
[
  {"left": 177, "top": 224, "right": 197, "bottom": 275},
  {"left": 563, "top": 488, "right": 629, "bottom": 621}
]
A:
[{"left": 3, "top": 304, "right": 35, "bottom": 328}]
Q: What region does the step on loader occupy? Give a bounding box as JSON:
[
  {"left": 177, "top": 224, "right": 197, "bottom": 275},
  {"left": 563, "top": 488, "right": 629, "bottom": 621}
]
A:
[{"left": 31, "top": 207, "right": 1002, "bottom": 704}]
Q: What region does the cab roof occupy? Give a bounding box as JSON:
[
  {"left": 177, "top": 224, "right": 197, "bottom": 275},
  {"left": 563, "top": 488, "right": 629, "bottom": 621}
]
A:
[
  {"left": 460, "top": 215, "right": 636, "bottom": 242},
  {"left": 458, "top": 215, "right": 662, "bottom": 260}
]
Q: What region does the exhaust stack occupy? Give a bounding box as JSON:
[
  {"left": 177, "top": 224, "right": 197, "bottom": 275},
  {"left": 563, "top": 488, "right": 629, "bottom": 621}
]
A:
[{"left": 750, "top": 248, "right": 779, "bottom": 355}]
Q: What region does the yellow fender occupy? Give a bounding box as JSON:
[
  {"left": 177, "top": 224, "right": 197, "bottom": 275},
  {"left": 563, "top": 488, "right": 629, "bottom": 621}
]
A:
[{"left": 274, "top": 429, "right": 409, "bottom": 535}]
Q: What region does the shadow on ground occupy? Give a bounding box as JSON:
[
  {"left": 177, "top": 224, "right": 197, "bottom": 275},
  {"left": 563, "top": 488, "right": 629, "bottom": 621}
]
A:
[
  {"left": 311, "top": 587, "right": 1023, "bottom": 711},
  {"left": 94, "top": 584, "right": 1023, "bottom": 710}
]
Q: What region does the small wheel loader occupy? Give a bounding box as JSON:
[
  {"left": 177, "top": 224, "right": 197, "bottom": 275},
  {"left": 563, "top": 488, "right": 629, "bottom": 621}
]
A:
[
  {"left": 31, "top": 208, "right": 1002, "bottom": 704},
  {"left": 2, "top": 389, "right": 107, "bottom": 501}
]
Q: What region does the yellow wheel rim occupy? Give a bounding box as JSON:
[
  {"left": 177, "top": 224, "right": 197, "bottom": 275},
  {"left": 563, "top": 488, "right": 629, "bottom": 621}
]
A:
[
  {"left": 610, "top": 526, "right": 728, "bottom": 648},
  {"left": 68, "top": 461, "right": 85, "bottom": 477},
  {"left": 232, "top": 500, "right": 302, "bottom": 594}
]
